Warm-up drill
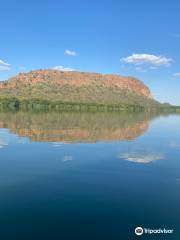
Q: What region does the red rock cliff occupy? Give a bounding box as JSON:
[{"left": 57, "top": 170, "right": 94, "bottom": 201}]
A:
[{"left": 0, "top": 70, "right": 153, "bottom": 99}]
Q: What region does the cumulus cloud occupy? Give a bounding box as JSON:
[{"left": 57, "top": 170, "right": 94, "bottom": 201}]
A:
[
  {"left": 52, "top": 65, "right": 75, "bottom": 71},
  {"left": 120, "top": 152, "right": 164, "bottom": 163},
  {"left": 64, "top": 49, "right": 77, "bottom": 56},
  {"left": 173, "top": 73, "right": 180, "bottom": 77},
  {"left": 121, "top": 54, "right": 172, "bottom": 67},
  {"left": 0, "top": 59, "right": 10, "bottom": 71}
]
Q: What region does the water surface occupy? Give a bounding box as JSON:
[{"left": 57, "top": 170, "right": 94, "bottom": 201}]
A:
[{"left": 0, "top": 112, "right": 179, "bottom": 239}]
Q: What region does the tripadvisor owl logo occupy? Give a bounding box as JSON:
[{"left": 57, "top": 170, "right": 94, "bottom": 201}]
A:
[
  {"left": 135, "top": 226, "right": 174, "bottom": 236},
  {"left": 135, "top": 227, "right": 143, "bottom": 236}
]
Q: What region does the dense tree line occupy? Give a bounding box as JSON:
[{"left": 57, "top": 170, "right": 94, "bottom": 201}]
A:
[{"left": 0, "top": 97, "right": 179, "bottom": 113}]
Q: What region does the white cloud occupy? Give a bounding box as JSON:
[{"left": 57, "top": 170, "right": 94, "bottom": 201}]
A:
[
  {"left": 64, "top": 49, "right": 77, "bottom": 56},
  {"left": 121, "top": 53, "right": 172, "bottom": 67},
  {"left": 173, "top": 73, "right": 180, "bottom": 77},
  {"left": 120, "top": 152, "right": 164, "bottom": 163},
  {"left": 0, "top": 59, "right": 10, "bottom": 71},
  {"left": 52, "top": 65, "right": 75, "bottom": 71}
]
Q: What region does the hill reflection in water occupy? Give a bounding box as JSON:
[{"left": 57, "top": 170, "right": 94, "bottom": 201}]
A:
[{"left": 0, "top": 111, "right": 158, "bottom": 142}]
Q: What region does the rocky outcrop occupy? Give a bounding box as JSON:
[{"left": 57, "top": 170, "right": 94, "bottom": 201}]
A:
[{"left": 0, "top": 70, "right": 152, "bottom": 99}]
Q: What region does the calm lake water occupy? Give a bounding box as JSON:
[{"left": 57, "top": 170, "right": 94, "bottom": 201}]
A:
[{"left": 0, "top": 112, "right": 179, "bottom": 239}]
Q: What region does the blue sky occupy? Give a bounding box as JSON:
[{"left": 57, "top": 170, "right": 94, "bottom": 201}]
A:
[{"left": 0, "top": 0, "right": 180, "bottom": 104}]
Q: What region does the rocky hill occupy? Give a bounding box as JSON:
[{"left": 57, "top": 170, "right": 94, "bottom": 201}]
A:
[{"left": 0, "top": 70, "right": 158, "bottom": 107}]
